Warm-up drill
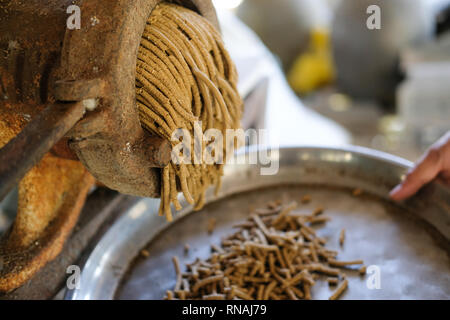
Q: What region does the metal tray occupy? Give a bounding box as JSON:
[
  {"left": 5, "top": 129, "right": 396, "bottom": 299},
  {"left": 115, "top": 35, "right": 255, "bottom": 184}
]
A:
[{"left": 66, "top": 146, "right": 450, "bottom": 300}]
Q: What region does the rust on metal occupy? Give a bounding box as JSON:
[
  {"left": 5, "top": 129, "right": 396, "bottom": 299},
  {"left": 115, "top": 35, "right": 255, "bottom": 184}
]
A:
[
  {"left": 56, "top": 0, "right": 218, "bottom": 197},
  {"left": 0, "top": 0, "right": 219, "bottom": 293},
  {"left": 54, "top": 78, "right": 107, "bottom": 101},
  {"left": 0, "top": 101, "right": 86, "bottom": 201}
]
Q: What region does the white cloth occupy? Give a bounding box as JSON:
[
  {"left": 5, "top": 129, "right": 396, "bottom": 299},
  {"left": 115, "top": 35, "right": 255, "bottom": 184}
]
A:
[{"left": 217, "top": 9, "right": 351, "bottom": 148}]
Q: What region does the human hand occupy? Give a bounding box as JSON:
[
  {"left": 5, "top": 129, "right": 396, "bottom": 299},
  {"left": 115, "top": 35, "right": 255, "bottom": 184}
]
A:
[{"left": 390, "top": 131, "right": 450, "bottom": 201}]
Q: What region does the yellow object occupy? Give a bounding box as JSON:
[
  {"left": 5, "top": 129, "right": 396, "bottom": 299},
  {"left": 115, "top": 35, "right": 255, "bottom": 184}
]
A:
[{"left": 288, "top": 28, "right": 335, "bottom": 95}]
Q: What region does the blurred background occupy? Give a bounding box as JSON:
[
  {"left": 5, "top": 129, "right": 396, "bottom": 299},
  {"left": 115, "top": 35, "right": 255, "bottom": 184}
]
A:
[{"left": 212, "top": 0, "right": 450, "bottom": 160}]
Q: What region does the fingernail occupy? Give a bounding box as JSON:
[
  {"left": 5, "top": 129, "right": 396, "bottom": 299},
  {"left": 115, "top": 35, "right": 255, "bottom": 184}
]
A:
[{"left": 389, "top": 184, "right": 403, "bottom": 198}]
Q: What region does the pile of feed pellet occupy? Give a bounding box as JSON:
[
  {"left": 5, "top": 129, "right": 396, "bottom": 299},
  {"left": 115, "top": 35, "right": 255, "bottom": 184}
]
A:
[{"left": 165, "top": 199, "right": 366, "bottom": 300}]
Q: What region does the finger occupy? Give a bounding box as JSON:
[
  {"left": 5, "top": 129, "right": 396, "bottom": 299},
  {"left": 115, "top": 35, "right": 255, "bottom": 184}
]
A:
[
  {"left": 440, "top": 170, "right": 450, "bottom": 183},
  {"left": 390, "top": 148, "right": 443, "bottom": 201}
]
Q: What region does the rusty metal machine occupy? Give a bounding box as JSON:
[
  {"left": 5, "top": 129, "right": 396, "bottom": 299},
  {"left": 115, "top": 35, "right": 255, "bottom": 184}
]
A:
[{"left": 0, "top": 0, "right": 218, "bottom": 295}]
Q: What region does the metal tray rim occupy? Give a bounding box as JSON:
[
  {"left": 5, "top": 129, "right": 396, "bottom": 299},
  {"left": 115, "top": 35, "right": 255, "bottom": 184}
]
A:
[{"left": 66, "top": 145, "right": 450, "bottom": 300}]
